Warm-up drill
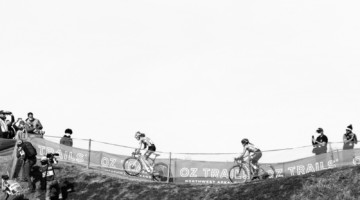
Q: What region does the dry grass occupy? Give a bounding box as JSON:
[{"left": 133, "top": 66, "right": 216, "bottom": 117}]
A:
[{"left": 1, "top": 162, "right": 360, "bottom": 200}]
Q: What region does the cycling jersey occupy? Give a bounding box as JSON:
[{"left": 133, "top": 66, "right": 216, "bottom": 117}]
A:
[
  {"left": 139, "top": 137, "right": 154, "bottom": 149},
  {"left": 243, "top": 143, "right": 260, "bottom": 153}
]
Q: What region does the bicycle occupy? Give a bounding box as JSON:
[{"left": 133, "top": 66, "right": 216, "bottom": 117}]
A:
[
  {"left": 123, "top": 150, "right": 169, "bottom": 182},
  {"left": 228, "top": 156, "right": 276, "bottom": 183}
]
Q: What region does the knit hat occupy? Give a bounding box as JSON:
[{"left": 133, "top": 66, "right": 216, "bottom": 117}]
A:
[
  {"left": 346, "top": 124, "right": 353, "bottom": 131},
  {"left": 316, "top": 128, "right": 323, "bottom": 133},
  {"left": 65, "top": 128, "right": 73, "bottom": 134}
]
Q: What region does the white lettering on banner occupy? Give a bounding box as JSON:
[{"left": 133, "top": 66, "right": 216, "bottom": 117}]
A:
[
  {"left": 100, "top": 157, "right": 117, "bottom": 168},
  {"left": 315, "top": 162, "right": 319, "bottom": 171},
  {"left": 110, "top": 158, "right": 116, "bottom": 168},
  {"left": 203, "top": 168, "right": 210, "bottom": 177},
  {"left": 288, "top": 166, "right": 296, "bottom": 176},
  {"left": 297, "top": 165, "right": 306, "bottom": 175},
  {"left": 328, "top": 159, "right": 337, "bottom": 168},
  {"left": 46, "top": 147, "right": 55, "bottom": 154},
  {"left": 180, "top": 168, "right": 190, "bottom": 177},
  {"left": 37, "top": 145, "right": 87, "bottom": 164},
  {"left": 275, "top": 169, "right": 284, "bottom": 178},
  {"left": 220, "top": 169, "right": 228, "bottom": 179},
  {"left": 306, "top": 164, "right": 315, "bottom": 173},
  {"left": 202, "top": 169, "right": 228, "bottom": 178},
  {"left": 211, "top": 169, "right": 219, "bottom": 178},
  {"left": 178, "top": 168, "right": 198, "bottom": 177},
  {"left": 38, "top": 146, "right": 46, "bottom": 155},
  {"left": 101, "top": 157, "right": 109, "bottom": 167},
  {"left": 320, "top": 162, "right": 327, "bottom": 170},
  {"left": 190, "top": 168, "right": 198, "bottom": 177},
  {"left": 287, "top": 160, "right": 338, "bottom": 176}
]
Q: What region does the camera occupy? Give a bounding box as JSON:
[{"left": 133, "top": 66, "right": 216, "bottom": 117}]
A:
[{"left": 42, "top": 153, "right": 59, "bottom": 165}]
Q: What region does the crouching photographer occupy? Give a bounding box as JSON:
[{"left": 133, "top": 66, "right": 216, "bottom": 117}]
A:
[
  {"left": 39, "top": 153, "right": 63, "bottom": 200},
  {"left": 1, "top": 175, "right": 25, "bottom": 200}
]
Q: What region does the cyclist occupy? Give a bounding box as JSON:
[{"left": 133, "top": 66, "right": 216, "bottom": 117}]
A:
[
  {"left": 135, "top": 131, "right": 156, "bottom": 164},
  {"left": 236, "top": 138, "right": 262, "bottom": 177}
]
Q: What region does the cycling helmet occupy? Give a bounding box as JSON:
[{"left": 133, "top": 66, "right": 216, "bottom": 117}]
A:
[
  {"left": 241, "top": 138, "right": 249, "bottom": 145},
  {"left": 135, "top": 131, "right": 142, "bottom": 139}
]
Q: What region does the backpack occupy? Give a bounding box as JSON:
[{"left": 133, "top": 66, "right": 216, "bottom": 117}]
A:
[{"left": 22, "top": 142, "right": 37, "bottom": 158}]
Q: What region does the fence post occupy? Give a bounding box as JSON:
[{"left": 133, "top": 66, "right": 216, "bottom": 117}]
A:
[
  {"left": 87, "top": 139, "right": 92, "bottom": 169},
  {"left": 167, "top": 152, "right": 172, "bottom": 183}
]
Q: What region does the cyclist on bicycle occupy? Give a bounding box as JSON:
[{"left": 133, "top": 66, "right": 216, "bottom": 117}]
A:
[
  {"left": 135, "top": 131, "right": 156, "bottom": 161},
  {"left": 236, "top": 138, "right": 262, "bottom": 176}
]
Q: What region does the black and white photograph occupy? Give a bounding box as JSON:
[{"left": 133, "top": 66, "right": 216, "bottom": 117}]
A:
[{"left": 1, "top": 0, "right": 360, "bottom": 199}]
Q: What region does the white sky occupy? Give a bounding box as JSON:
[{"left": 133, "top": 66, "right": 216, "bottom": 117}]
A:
[{"left": 1, "top": 0, "right": 360, "bottom": 155}]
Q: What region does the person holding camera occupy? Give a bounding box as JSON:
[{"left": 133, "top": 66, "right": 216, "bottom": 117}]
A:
[
  {"left": 312, "top": 127, "right": 328, "bottom": 156},
  {"left": 39, "top": 153, "right": 63, "bottom": 200}
]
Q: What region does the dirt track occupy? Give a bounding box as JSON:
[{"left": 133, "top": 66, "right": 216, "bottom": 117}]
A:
[{"left": 2, "top": 162, "right": 360, "bottom": 200}]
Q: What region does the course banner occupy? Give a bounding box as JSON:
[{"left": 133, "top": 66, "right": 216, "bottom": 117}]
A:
[{"left": 28, "top": 138, "right": 360, "bottom": 184}]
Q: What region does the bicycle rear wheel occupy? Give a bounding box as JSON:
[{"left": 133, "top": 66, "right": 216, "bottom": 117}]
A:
[
  {"left": 152, "top": 162, "right": 169, "bottom": 182},
  {"left": 228, "top": 165, "right": 249, "bottom": 183},
  {"left": 123, "top": 157, "right": 142, "bottom": 176},
  {"left": 258, "top": 164, "right": 276, "bottom": 179}
]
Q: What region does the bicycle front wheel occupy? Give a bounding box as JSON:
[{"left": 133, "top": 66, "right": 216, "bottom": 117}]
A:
[
  {"left": 152, "top": 162, "right": 169, "bottom": 182},
  {"left": 228, "top": 165, "right": 249, "bottom": 183},
  {"left": 123, "top": 157, "right": 142, "bottom": 176}
]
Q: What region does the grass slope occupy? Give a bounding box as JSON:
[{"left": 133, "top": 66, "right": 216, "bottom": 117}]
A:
[{"left": 1, "top": 162, "right": 360, "bottom": 200}]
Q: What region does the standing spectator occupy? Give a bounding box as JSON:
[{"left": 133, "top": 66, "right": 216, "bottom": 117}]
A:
[
  {"left": 13, "top": 118, "right": 29, "bottom": 140},
  {"left": 25, "top": 112, "right": 44, "bottom": 135},
  {"left": 343, "top": 124, "right": 357, "bottom": 150},
  {"left": 0, "top": 110, "right": 8, "bottom": 138},
  {"left": 5, "top": 113, "right": 16, "bottom": 139},
  {"left": 312, "top": 127, "right": 328, "bottom": 156},
  {"left": 0, "top": 110, "right": 13, "bottom": 138},
  {"left": 16, "top": 140, "right": 37, "bottom": 191},
  {"left": 60, "top": 129, "right": 73, "bottom": 147},
  {"left": 342, "top": 124, "right": 357, "bottom": 164}
]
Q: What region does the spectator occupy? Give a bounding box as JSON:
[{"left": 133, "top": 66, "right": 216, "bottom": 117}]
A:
[
  {"left": 343, "top": 124, "right": 357, "bottom": 150},
  {"left": 5, "top": 113, "right": 16, "bottom": 139},
  {"left": 312, "top": 127, "right": 328, "bottom": 156},
  {"left": 0, "top": 110, "right": 14, "bottom": 138},
  {"left": 13, "top": 118, "right": 29, "bottom": 140},
  {"left": 342, "top": 124, "right": 357, "bottom": 164},
  {"left": 16, "top": 140, "right": 37, "bottom": 191},
  {"left": 60, "top": 128, "right": 73, "bottom": 147},
  {"left": 25, "top": 112, "right": 44, "bottom": 135}
]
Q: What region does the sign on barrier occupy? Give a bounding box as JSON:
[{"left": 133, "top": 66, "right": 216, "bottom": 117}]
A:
[{"left": 0, "top": 138, "right": 356, "bottom": 184}]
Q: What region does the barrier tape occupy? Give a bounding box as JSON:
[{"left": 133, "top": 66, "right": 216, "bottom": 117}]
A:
[{"left": 42, "top": 135, "right": 349, "bottom": 155}]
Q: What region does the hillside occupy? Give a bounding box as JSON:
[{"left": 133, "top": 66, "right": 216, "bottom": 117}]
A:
[{"left": 1, "top": 162, "right": 360, "bottom": 200}]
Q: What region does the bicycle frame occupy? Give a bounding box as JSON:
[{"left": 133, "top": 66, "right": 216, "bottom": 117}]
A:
[
  {"left": 235, "top": 156, "right": 257, "bottom": 175},
  {"left": 132, "top": 151, "right": 158, "bottom": 170}
]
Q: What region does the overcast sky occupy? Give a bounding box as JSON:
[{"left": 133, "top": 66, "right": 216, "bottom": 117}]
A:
[{"left": 1, "top": 0, "right": 360, "bottom": 156}]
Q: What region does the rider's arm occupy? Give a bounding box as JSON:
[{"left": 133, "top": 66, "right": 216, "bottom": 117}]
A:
[{"left": 239, "top": 146, "right": 247, "bottom": 158}]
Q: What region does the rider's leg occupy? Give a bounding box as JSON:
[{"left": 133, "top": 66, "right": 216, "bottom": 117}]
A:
[{"left": 251, "top": 151, "right": 262, "bottom": 176}]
